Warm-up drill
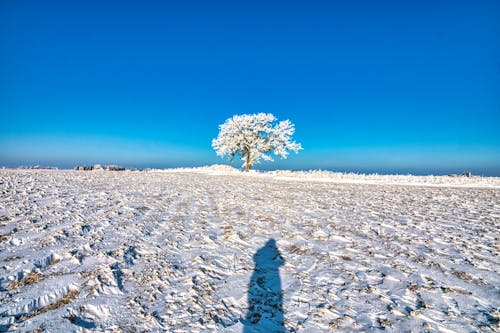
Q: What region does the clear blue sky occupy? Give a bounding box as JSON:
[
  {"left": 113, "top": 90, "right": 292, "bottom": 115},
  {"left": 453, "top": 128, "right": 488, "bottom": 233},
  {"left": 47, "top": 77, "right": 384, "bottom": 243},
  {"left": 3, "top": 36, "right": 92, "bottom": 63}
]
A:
[{"left": 1, "top": 0, "right": 499, "bottom": 174}]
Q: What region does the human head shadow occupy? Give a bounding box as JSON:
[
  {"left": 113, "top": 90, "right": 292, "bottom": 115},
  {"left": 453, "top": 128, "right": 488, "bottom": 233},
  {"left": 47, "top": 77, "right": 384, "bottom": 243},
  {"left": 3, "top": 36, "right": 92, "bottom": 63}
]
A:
[{"left": 243, "top": 239, "right": 286, "bottom": 333}]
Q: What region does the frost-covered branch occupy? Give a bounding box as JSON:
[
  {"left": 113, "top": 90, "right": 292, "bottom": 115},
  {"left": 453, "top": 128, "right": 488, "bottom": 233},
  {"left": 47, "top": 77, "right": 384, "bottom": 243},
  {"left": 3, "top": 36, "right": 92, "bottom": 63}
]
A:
[{"left": 212, "top": 113, "right": 302, "bottom": 171}]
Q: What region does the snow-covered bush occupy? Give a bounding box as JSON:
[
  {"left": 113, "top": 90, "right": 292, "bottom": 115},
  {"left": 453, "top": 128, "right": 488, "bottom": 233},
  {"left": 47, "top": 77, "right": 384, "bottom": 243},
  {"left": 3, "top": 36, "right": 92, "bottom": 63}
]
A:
[{"left": 212, "top": 113, "right": 302, "bottom": 171}]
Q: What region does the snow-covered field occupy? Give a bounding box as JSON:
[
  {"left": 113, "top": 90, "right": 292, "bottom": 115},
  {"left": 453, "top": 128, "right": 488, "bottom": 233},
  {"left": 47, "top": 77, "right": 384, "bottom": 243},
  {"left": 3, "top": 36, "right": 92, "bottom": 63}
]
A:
[{"left": 0, "top": 168, "right": 499, "bottom": 332}]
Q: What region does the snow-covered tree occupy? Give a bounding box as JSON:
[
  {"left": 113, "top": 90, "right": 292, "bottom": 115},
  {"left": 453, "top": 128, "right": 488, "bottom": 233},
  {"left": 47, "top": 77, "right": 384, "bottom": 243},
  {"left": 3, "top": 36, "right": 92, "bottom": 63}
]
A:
[{"left": 212, "top": 113, "right": 302, "bottom": 172}]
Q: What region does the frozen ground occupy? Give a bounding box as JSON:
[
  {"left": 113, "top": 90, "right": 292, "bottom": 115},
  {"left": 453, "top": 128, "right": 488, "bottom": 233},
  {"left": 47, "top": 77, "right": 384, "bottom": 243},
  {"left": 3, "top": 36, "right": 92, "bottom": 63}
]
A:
[{"left": 0, "top": 168, "right": 499, "bottom": 332}]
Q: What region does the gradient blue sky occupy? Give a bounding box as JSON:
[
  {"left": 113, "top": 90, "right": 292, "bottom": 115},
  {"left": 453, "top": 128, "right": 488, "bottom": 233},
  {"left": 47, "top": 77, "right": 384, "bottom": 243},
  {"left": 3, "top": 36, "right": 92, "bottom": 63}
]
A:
[{"left": 1, "top": 0, "right": 499, "bottom": 174}]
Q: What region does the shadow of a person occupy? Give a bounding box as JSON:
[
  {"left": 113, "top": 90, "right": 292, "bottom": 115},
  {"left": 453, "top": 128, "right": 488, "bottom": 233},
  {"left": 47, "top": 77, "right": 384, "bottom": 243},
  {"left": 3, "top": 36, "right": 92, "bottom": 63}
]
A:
[{"left": 243, "top": 239, "right": 286, "bottom": 333}]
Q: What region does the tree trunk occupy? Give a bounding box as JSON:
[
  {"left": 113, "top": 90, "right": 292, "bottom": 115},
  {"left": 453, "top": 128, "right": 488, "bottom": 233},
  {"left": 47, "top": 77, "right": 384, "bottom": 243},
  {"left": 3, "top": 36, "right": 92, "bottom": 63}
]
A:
[{"left": 245, "top": 151, "right": 251, "bottom": 172}]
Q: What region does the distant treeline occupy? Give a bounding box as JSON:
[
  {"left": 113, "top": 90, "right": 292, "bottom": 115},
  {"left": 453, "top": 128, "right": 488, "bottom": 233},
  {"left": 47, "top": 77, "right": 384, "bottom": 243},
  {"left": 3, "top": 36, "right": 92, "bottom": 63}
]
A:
[{"left": 74, "top": 164, "right": 128, "bottom": 171}]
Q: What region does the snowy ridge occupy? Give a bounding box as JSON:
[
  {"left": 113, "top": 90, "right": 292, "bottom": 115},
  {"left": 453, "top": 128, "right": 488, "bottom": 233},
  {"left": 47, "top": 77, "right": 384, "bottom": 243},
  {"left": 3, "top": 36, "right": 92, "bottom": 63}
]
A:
[
  {"left": 158, "top": 164, "right": 500, "bottom": 188},
  {"left": 0, "top": 169, "right": 499, "bottom": 332}
]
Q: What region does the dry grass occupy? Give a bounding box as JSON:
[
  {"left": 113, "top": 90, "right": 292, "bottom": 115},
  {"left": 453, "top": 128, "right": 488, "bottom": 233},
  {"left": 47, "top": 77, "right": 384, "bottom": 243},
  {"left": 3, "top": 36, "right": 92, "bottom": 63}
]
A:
[
  {"left": 50, "top": 257, "right": 61, "bottom": 266},
  {"left": 441, "top": 286, "right": 472, "bottom": 295},
  {"left": 21, "top": 289, "right": 79, "bottom": 320},
  {"left": 6, "top": 272, "right": 44, "bottom": 290},
  {"left": 378, "top": 318, "right": 392, "bottom": 328},
  {"left": 290, "top": 245, "right": 308, "bottom": 255},
  {"left": 222, "top": 225, "right": 233, "bottom": 240},
  {"left": 1, "top": 255, "right": 22, "bottom": 262},
  {"left": 453, "top": 271, "right": 474, "bottom": 281}
]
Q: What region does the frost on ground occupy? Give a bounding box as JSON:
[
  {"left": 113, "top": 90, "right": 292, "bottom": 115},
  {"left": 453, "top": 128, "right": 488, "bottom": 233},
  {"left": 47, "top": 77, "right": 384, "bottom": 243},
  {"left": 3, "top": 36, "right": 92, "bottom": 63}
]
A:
[{"left": 0, "top": 169, "right": 499, "bottom": 332}]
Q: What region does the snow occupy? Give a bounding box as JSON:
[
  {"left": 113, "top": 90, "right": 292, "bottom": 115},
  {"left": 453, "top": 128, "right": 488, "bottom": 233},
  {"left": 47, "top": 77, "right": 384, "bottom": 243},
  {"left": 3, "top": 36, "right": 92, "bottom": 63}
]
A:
[
  {"left": 0, "top": 168, "right": 499, "bottom": 332},
  {"left": 163, "top": 165, "right": 500, "bottom": 188}
]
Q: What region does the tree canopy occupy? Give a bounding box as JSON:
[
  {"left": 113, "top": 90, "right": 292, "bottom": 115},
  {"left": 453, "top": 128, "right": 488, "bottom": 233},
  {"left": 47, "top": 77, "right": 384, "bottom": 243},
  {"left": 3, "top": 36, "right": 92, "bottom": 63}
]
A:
[{"left": 212, "top": 113, "right": 302, "bottom": 171}]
